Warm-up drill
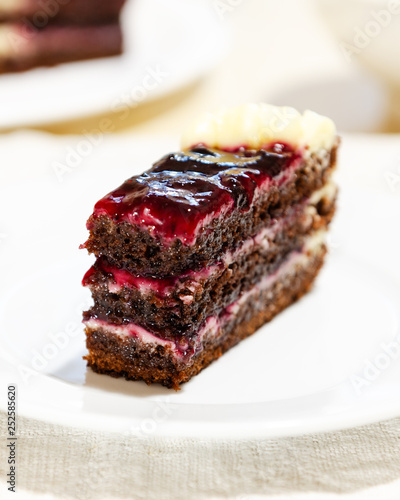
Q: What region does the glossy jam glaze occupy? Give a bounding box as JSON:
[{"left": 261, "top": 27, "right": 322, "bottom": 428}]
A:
[{"left": 90, "top": 145, "right": 301, "bottom": 245}]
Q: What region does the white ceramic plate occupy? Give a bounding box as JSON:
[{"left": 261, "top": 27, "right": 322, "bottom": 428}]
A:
[
  {"left": 0, "top": 0, "right": 227, "bottom": 129},
  {"left": 0, "top": 133, "right": 399, "bottom": 439}
]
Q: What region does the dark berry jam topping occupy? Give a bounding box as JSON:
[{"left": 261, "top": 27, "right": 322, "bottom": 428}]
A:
[{"left": 91, "top": 145, "right": 300, "bottom": 244}]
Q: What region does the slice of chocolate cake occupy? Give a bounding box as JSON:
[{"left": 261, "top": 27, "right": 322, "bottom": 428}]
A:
[
  {"left": 0, "top": 0, "right": 126, "bottom": 74},
  {"left": 81, "top": 104, "right": 339, "bottom": 389},
  {"left": 0, "top": 22, "right": 123, "bottom": 73},
  {"left": 0, "top": 0, "right": 126, "bottom": 24}
]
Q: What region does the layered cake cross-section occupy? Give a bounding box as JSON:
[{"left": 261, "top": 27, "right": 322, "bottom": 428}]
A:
[{"left": 81, "top": 104, "right": 339, "bottom": 389}]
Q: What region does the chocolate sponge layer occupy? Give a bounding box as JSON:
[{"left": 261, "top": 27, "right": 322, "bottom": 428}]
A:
[
  {"left": 84, "top": 197, "right": 335, "bottom": 340},
  {"left": 84, "top": 146, "right": 338, "bottom": 277},
  {"left": 84, "top": 246, "right": 326, "bottom": 389}
]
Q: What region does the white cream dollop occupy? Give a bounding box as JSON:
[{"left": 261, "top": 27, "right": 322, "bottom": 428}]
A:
[{"left": 181, "top": 103, "right": 336, "bottom": 153}]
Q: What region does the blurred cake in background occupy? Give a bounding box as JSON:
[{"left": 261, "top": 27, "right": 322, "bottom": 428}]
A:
[{"left": 0, "top": 0, "right": 126, "bottom": 73}]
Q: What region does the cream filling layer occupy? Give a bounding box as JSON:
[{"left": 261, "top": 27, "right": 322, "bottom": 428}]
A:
[
  {"left": 181, "top": 103, "right": 337, "bottom": 154},
  {"left": 88, "top": 180, "right": 336, "bottom": 300},
  {"left": 84, "top": 230, "right": 327, "bottom": 364}
]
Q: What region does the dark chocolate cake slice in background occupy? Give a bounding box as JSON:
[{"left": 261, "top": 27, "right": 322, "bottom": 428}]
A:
[
  {"left": 0, "top": 23, "right": 123, "bottom": 73},
  {"left": 81, "top": 103, "right": 339, "bottom": 389},
  {"left": 0, "top": 0, "right": 126, "bottom": 74},
  {"left": 0, "top": 0, "right": 126, "bottom": 24}
]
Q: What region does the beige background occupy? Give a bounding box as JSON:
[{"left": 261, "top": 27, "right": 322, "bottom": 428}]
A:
[{"left": 3, "top": 0, "right": 396, "bottom": 137}]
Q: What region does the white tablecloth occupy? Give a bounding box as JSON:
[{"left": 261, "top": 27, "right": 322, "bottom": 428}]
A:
[{"left": 1, "top": 414, "right": 400, "bottom": 500}]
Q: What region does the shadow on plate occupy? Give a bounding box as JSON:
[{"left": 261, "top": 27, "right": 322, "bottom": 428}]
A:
[
  {"left": 84, "top": 368, "right": 171, "bottom": 397},
  {"left": 50, "top": 350, "right": 172, "bottom": 397}
]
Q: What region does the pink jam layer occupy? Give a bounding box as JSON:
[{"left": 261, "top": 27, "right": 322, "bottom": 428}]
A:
[
  {"left": 82, "top": 258, "right": 221, "bottom": 298},
  {"left": 83, "top": 197, "right": 310, "bottom": 298},
  {"left": 89, "top": 145, "right": 302, "bottom": 245},
  {"left": 83, "top": 235, "right": 325, "bottom": 364},
  {"left": 84, "top": 315, "right": 222, "bottom": 362}
]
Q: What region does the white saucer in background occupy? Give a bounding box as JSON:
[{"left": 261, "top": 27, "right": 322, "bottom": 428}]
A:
[{"left": 0, "top": 0, "right": 228, "bottom": 129}]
